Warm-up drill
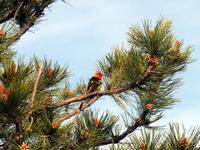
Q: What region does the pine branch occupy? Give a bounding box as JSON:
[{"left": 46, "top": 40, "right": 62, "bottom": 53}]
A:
[
  {"left": 0, "top": 1, "right": 57, "bottom": 48},
  {"left": 14, "top": 116, "right": 23, "bottom": 145},
  {"left": 94, "top": 111, "right": 149, "bottom": 146},
  {"left": 0, "top": 9, "right": 16, "bottom": 24},
  {"left": 56, "top": 96, "right": 98, "bottom": 123},
  {"left": 14, "top": 1, "right": 53, "bottom": 40},
  {"left": 52, "top": 65, "right": 155, "bottom": 109},
  {"left": 29, "top": 60, "right": 43, "bottom": 116}
]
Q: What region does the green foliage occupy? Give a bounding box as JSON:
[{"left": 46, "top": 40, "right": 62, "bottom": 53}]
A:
[
  {"left": 112, "top": 124, "right": 200, "bottom": 150},
  {"left": 29, "top": 122, "right": 74, "bottom": 150},
  {"left": 112, "top": 128, "right": 163, "bottom": 150},
  {"left": 0, "top": 56, "right": 69, "bottom": 148},
  {"left": 0, "top": 60, "right": 34, "bottom": 117},
  {"left": 128, "top": 19, "right": 174, "bottom": 55},
  {"left": 160, "top": 123, "right": 200, "bottom": 150},
  {"left": 74, "top": 110, "right": 118, "bottom": 149},
  {"left": 98, "top": 46, "right": 144, "bottom": 89},
  {"left": 0, "top": 2, "right": 197, "bottom": 148},
  {"left": 98, "top": 19, "right": 192, "bottom": 125}
]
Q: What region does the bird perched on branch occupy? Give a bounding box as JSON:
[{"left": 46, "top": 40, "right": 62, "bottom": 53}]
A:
[
  {"left": 78, "top": 72, "right": 103, "bottom": 111},
  {"left": 86, "top": 72, "right": 103, "bottom": 94}
]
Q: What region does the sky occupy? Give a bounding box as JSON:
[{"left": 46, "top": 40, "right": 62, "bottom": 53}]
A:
[{"left": 14, "top": 0, "right": 200, "bottom": 128}]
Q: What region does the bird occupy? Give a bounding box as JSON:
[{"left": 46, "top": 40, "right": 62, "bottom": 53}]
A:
[
  {"left": 78, "top": 72, "right": 103, "bottom": 111},
  {"left": 86, "top": 72, "right": 103, "bottom": 94}
]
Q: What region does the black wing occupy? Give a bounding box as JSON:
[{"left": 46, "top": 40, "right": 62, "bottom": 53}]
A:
[{"left": 87, "top": 77, "right": 101, "bottom": 93}]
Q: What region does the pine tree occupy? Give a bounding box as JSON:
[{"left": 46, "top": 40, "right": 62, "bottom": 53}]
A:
[{"left": 0, "top": 1, "right": 199, "bottom": 150}]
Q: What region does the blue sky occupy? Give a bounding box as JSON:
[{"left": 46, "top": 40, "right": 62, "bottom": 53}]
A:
[{"left": 14, "top": 0, "right": 200, "bottom": 128}]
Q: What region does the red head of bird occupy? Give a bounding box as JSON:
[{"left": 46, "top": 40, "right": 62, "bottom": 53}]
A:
[{"left": 94, "top": 72, "right": 102, "bottom": 79}]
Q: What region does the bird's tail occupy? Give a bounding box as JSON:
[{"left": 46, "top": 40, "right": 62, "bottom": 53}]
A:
[{"left": 78, "top": 102, "right": 84, "bottom": 112}]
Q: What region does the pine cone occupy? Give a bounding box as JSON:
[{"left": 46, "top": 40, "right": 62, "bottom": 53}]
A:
[
  {"left": 20, "top": 143, "right": 29, "bottom": 150},
  {"left": 174, "top": 40, "right": 182, "bottom": 53},
  {"left": 94, "top": 118, "right": 101, "bottom": 126},
  {"left": 179, "top": 137, "right": 188, "bottom": 148},
  {"left": 0, "top": 29, "right": 4, "bottom": 38},
  {"left": 12, "top": 62, "right": 17, "bottom": 74},
  {"left": 146, "top": 103, "right": 153, "bottom": 111},
  {"left": 140, "top": 141, "right": 146, "bottom": 150},
  {"left": 0, "top": 84, "right": 9, "bottom": 102},
  {"left": 148, "top": 55, "right": 159, "bottom": 66},
  {"left": 51, "top": 120, "right": 59, "bottom": 129},
  {"left": 46, "top": 67, "right": 53, "bottom": 76},
  {"left": 81, "top": 129, "right": 89, "bottom": 139},
  {"left": 148, "top": 29, "right": 155, "bottom": 38}
]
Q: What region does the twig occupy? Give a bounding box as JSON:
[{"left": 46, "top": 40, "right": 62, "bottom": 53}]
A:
[
  {"left": 15, "top": 1, "right": 54, "bottom": 39},
  {"left": 13, "top": 1, "right": 24, "bottom": 21},
  {"left": 0, "top": 9, "right": 16, "bottom": 24},
  {"left": 14, "top": 116, "right": 23, "bottom": 144},
  {"left": 56, "top": 97, "right": 98, "bottom": 123},
  {"left": 95, "top": 110, "right": 149, "bottom": 146},
  {"left": 29, "top": 60, "right": 43, "bottom": 115}
]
